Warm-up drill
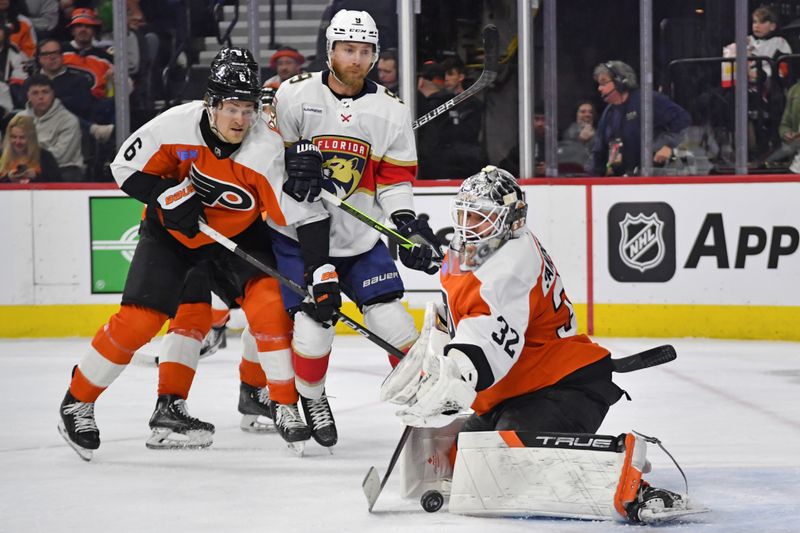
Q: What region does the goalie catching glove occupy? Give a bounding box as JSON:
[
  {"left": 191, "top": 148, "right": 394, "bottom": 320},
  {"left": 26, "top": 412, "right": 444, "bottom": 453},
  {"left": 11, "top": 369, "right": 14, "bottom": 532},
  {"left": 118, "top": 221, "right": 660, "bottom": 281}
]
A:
[
  {"left": 301, "top": 264, "right": 341, "bottom": 326},
  {"left": 151, "top": 177, "right": 205, "bottom": 238},
  {"left": 381, "top": 302, "right": 476, "bottom": 427},
  {"left": 391, "top": 211, "right": 442, "bottom": 275},
  {"left": 284, "top": 140, "right": 324, "bottom": 202}
]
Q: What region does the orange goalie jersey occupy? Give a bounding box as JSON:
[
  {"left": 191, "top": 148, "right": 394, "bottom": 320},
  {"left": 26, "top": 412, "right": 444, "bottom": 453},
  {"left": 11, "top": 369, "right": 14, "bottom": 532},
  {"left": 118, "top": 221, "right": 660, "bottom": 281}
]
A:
[
  {"left": 110, "top": 100, "right": 326, "bottom": 248},
  {"left": 441, "top": 227, "right": 609, "bottom": 415}
]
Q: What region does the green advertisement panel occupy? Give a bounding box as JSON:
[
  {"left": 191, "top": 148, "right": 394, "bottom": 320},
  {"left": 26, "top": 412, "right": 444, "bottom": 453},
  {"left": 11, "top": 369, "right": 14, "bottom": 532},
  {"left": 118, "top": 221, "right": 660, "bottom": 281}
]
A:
[{"left": 89, "top": 197, "right": 143, "bottom": 293}]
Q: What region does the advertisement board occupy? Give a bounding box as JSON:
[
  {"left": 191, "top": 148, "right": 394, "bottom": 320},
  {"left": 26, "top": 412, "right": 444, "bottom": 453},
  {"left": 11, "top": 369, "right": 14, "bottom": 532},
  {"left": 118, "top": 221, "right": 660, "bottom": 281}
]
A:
[{"left": 89, "top": 197, "right": 143, "bottom": 293}]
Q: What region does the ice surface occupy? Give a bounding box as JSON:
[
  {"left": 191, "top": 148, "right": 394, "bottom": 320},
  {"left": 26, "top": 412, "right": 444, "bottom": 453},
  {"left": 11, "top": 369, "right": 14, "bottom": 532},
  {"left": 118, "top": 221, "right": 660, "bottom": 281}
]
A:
[{"left": 1, "top": 335, "right": 798, "bottom": 532}]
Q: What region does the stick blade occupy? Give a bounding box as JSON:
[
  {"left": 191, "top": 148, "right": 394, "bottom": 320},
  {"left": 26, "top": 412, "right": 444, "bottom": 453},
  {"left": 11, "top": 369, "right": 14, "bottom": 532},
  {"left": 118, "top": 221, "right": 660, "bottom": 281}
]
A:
[
  {"left": 481, "top": 24, "right": 500, "bottom": 73},
  {"left": 612, "top": 344, "right": 677, "bottom": 373},
  {"left": 362, "top": 466, "right": 382, "bottom": 512}
]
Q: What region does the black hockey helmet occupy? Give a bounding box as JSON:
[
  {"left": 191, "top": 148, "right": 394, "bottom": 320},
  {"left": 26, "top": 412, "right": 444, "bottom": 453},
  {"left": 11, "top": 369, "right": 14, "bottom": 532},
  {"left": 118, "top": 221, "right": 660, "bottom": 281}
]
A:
[
  {"left": 206, "top": 56, "right": 261, "bottom": 107},
  {"left": 210, "top": 46, "right": 259, "bottom": 75}
]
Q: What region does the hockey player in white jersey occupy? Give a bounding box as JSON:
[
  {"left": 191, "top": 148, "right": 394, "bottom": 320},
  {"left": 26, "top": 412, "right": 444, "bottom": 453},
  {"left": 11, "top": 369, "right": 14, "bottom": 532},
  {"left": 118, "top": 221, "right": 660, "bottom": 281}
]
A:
[
  {"left": 381, "top": 166, "right": 705, "bottom": 522},
  {"left": 264, "top": 9, "right": 442, "bottom": 449}
]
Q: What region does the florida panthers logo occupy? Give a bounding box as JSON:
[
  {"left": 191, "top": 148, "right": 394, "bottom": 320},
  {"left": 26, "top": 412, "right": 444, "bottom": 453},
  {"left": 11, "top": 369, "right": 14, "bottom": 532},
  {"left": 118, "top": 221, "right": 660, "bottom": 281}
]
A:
[
  {"left": 190, "top": 164, "right": 255, "bottom": 210},
  {"left": 313, "top": 135, "right": 370, "bottom": 199}
]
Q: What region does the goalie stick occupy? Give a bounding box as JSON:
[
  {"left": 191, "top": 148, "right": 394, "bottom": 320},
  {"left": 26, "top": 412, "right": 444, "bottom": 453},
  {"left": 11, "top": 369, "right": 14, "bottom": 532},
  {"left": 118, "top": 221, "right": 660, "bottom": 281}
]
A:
[
  {"left": 318, "top": 24, "right": 501, "bottom": 257},
  {"left": 198, "top": 222, "right": 406, "bottom": 360},
  {"left": 362, "top": 344, "right": 678, "bottom": 512}
]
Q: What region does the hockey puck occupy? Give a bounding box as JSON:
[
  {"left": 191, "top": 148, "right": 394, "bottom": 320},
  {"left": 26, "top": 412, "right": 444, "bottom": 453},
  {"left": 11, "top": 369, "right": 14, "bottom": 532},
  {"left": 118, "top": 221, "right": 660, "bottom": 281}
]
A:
[{"left": 420, "top": 490, "right": 444, "bottom": 513}]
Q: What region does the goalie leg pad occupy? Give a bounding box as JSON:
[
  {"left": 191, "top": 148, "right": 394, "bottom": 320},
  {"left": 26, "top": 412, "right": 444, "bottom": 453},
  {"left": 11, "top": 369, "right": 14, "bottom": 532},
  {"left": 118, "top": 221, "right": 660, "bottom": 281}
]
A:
[
  {"left": 450, "top": 431, "right": 642, "bottom": 521},
  {"left": 398, "top": 415, "right": 468, "bottom": 499}
]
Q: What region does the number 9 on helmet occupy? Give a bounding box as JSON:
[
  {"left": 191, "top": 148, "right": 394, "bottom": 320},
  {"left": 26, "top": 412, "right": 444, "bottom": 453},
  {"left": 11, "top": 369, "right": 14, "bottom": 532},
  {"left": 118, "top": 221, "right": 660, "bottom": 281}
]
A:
[{"left": 448, "top": 166, "right": 527, "bottom": 272}]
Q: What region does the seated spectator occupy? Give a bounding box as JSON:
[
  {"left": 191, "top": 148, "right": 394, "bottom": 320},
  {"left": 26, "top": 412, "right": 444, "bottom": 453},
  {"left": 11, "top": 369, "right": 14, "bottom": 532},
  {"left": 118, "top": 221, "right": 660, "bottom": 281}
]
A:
[
  {"left": 561, "top": 100, "right": 596, "bottom": 171},
  {"left": 36, "top": 37, "right": 113, "bottom": 141},
  {"left": 23, "top": 0, "right": 58, "bottom": 40},
  {"left": 499, "top": 104, "right": 546, "bottom": 177},
  {"left": 0, "top": 113, "right": 60, "bottom": 182},
  {"left": 0, "top": 0, "right": 37, "bottom": 58},
  {"left": 0, "top": 22, "right": 27, "bottom": 115},
  {"left": 416, "top": 60, "right": 451, "bottom": 179},
  {"left": 772, "top": 80, "right": 800, "bottom": 173},
  {"left": 377, "top": 48, "right": 398, "bottom": 93},
  {"left": 61, "top": 8, "right": 114, "bottom": 100},
  {"left": 591, "top": 60, "right": 690, "bottom": 176},
  {"left": 263, "top": 46, "right": 304, "bottom": 90},
  {"left": 21, "top": 73, "right": 84, "bottom": 180}
]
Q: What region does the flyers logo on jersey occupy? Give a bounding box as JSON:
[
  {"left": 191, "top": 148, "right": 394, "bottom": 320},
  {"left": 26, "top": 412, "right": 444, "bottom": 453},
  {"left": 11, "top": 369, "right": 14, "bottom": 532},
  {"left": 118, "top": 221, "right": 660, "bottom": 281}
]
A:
[
  {"left": 313, "top": 135, "right": 369, "bottom": 198},
  {"left": 190, "top": 164, "right": 255, "bottom": 211}
]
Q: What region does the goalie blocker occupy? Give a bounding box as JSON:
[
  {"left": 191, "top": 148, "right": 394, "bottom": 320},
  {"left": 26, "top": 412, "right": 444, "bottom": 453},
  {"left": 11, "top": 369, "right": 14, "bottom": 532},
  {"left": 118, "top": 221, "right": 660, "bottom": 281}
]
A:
[{"left": 399, "top": 425, "right": 706, "bottom": 523}]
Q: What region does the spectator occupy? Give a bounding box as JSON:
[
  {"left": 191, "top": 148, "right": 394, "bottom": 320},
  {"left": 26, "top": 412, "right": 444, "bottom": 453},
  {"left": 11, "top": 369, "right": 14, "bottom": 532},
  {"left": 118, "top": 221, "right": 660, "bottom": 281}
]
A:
[
  {"left": 377, "top": 48, "right": 397, "bottom": 92},
  {"left": 61, "top": 7, "right": 113, "bottom": 100},
  {"left": 21, "top": 73, "right": 84, "bottom": 180},
  {"left": 420, "top": 56, "right": 484, "bottom": 179},
  {"left": 263, "top": 46, "right": 304, "bottom": 90},
  {"left": 36, "top": 38, "right": 113, "bottom": 141},
  {"left": 0, "top": 0, "right": 37, "bottom": 58},
  {"left": 774, "top": 81, "right": 800, "bottom": 173},
  {"left": 23, "top": 0, "right": 58, "bottom": 40},
  {"left": 498, "top": 104, "right": 546, "bottom": 177},
  {"left": 561, "top": 100, "right": 596, "bottom": 172},
  {"left": 0, "top": 113, "right": 60, "bottom": 182},
  {"left": 416, "top": 60, "right": 450, "bottom": 179},
  {"left": 591, "top": 60, "right": 690, "bottom": 176},
  {"left": 0, "top": 22, "right": 27, "bottom": 114}
]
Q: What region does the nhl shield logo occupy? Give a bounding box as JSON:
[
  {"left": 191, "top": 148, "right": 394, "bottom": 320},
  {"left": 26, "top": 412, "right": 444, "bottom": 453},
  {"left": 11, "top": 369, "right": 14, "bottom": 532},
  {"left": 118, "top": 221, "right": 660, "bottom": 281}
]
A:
[
  {"left": 618, "top": 213, "right": 665, "bottom": 272},
  {"left": 608, "top": 202, "right": 676, "bottom": 282},
  {"left": 313, "top": 135, "right": 370, "bottom": 199}
]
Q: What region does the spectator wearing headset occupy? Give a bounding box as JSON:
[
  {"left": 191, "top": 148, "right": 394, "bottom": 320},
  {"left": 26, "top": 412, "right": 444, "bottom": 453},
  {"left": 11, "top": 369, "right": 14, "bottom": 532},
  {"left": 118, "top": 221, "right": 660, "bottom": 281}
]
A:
[{"left": 591, "top": 60, "right": 690, "bottom": 177}]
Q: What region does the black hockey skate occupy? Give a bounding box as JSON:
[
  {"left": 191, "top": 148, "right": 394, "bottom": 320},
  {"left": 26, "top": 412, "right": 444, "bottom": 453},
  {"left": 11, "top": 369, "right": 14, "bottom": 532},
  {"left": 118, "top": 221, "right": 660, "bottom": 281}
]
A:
[
  {"left": 271, "top": 402, "right": 311, "bottom": 455},
  {"left": 626, "top": 481, "right": 707, "bottom": 523},
  {"left": 301, "top": 392, "right": 338, "bottom": 448},
  {"left": 146, "top": 395, "right": 215, "bottom": 449},
  {"left": 58, "top": 390, "right": 100, "bottom": 461},
  {"left": 238, "top": 382, "right": 274, "bottom": 433},
  {"left": 199, "top": 325, "right": 227, "bottom": 359}
]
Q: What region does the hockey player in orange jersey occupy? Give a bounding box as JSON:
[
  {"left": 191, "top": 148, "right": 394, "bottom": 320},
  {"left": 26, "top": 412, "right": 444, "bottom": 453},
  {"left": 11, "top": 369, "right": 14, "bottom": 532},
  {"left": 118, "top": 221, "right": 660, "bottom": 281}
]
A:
[
  {"left": 57, "top": 47, "right": 331, "bottom": 460},
  {"left": 381, "top": 166, "right": 699, "bottom": 523}
]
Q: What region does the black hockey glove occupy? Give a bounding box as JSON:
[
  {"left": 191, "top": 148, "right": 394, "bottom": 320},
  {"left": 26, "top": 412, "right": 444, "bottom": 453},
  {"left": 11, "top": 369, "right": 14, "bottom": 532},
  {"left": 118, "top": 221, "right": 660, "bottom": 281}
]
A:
[
  {"left": 301, "top": 264, "right": 341, "bottom": 326},
  {"left": 151, "top": 177, "right": 205, "bottom": 238},
  {"left": 392, "top": 211, "right": 442, "bottom": 275},
  {"left": 284, "top": 140, "right": 324, "bottom": 202}
]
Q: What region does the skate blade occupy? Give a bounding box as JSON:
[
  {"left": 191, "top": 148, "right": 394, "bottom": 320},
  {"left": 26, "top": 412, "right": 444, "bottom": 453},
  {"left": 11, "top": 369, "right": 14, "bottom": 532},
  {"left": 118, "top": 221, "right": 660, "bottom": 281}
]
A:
[
  {"left": 239, "top": 414, "right": 275, "bottom": 433},
  {"left": 639, "top": 507, "right": 710, "bottom": 523},
  {"left": 58, "top": 422, "right": 94, "bottom": 462},
  {"left": 286, "top": 440, "right": 306, "bottom": 457},
  {"left": 145, "top": 428, "right": 213, "bottom": 450}
]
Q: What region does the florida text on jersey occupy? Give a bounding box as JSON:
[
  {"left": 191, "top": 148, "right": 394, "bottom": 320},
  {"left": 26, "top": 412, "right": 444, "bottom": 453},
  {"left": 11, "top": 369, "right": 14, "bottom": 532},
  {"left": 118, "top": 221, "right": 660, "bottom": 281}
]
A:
[
  {"left": 272, "top": 71, "right": 418, "bottom": 256},
  {"left": 110, "top": 100, "right": 325, "bottom": 248}
]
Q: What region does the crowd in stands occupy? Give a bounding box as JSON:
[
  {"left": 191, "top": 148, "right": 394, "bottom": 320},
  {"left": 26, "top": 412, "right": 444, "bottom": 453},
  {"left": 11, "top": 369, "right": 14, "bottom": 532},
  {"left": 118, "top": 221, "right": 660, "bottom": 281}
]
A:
[{"left": 1, "top": 1, "right": 800, "bottom": 183}]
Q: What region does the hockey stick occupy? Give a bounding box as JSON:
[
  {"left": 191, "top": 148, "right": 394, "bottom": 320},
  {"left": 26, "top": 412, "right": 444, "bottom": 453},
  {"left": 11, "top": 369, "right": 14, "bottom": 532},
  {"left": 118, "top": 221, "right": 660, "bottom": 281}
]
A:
[
  {"left": 611, "top": 344, "right": 676, "bottom": 373},
  {"left": 411, "top": 24, "right": 499, "bottom": 129},
  {"left": 198, "top": 222, "right": 405, "bottom": 360},
  {"left": 319, "top": 189, "right": 444, "bottom": 262},
  {"left": 362, "top": 425, "right": 413, "bottom": 512},
  {"left": 317, "top": 26, "right": 500, "bottom": 260}
]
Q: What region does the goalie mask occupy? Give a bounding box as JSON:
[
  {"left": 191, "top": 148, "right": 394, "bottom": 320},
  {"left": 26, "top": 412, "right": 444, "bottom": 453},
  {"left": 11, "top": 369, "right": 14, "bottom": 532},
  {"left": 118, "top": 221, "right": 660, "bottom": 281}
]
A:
[
  {"left": 325, "top": 9, "right": 380, "bottom": 71},
  {"left": 449, "top": 165, "right": 527, "bottom": 272},
  {"left": 205, "top": 52, "right": 262, "bottom": 143}
]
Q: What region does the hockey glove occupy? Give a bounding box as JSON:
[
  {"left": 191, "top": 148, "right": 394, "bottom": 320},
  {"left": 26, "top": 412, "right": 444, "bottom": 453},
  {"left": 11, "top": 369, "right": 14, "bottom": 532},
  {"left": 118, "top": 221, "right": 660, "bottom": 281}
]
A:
[
  {"left": 397, "top": 349, "right": 477, "bottom": 428},
  {"left": 301, "top": 264, "right": 341, "bottom": 325},
  {"left": 392, "top": 212, "right": 442, "bottom": 275},
  {"left": 284, "top": 140, "right": 324, "bottom": 202},
  {"left": 151, "top": 177, "right": 205, "bottom": 238}
]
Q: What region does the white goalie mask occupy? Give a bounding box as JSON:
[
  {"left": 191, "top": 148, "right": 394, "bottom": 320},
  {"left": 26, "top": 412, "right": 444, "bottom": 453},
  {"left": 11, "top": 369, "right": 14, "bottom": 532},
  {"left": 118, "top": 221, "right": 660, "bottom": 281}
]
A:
[
  {"left": 448, "top": 166, "right": 527, "bottom": 273},
  {"left": 325, "top": 9, "right": 380, "bottom": 71}
]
